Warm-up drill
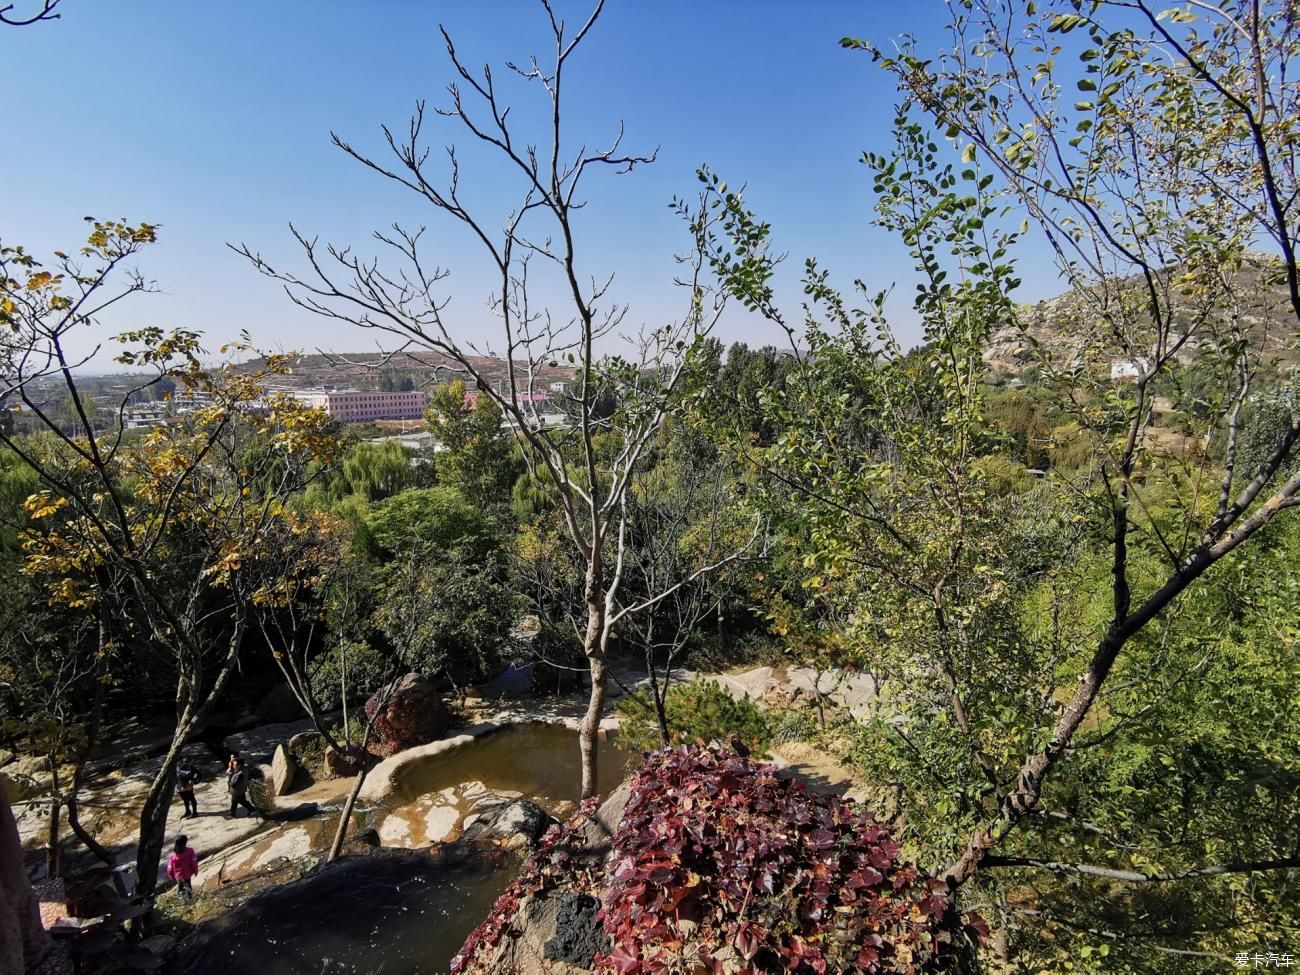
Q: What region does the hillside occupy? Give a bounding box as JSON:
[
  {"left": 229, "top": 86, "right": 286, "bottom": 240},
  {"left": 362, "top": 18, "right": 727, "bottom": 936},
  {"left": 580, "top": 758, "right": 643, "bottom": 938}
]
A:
[
  {"left": 242, "top": 351, "right": 578, "bottom": 392},
  {"left": 984, "top": 258, "right": 1298, "bottom": 377}
]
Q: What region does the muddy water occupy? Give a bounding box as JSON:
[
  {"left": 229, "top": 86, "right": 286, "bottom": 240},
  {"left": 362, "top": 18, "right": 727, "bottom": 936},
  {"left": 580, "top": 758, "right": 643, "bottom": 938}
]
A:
[{"left": 387, "top": 722, "right": 634, "bottom": 814}]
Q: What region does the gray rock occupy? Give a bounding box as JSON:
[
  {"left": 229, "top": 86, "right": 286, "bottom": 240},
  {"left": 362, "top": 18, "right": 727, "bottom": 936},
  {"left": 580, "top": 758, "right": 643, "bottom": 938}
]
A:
[
  {"left": 287, "top": 731, "right": 322, "bottom": 753},
  {"left": 463, "top": 799, "right": 555, "bottom": 852},
  {"left": 270, "top": 744, "right": 297, "bottom": 797},
  {"left": 323, "top": 745, "right": 360, "bottom": 779}
]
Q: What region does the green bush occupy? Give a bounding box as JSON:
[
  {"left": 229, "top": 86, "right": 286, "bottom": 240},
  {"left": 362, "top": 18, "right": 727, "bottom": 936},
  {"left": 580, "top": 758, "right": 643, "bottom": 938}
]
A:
[
  {"left": 768, "top": 707, "right": 820, "bottom": 745},
  {"left": 616, "top": 680, "right": 771, "bottom": 754}
]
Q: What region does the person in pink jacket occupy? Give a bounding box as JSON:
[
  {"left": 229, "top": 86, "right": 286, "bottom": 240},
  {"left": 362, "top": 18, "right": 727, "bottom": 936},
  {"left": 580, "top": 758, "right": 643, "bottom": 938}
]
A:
[{"left": 167, "top": 835, "right": 199, "bottom": 902}]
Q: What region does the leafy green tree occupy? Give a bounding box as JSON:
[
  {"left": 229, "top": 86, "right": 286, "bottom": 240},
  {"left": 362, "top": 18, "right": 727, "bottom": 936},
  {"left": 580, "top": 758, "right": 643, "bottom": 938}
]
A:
[
  {"left": 341, "top": 439, "right": 414, "bottom": 502},
  {"left": 425, "top": 379, "right": 518, "bottom": 509},
  {"left": 373, "top": 544, "right": 516, "bottom": 692},
  {"left": 364, "top": 485, "right": 491, "bottom": 556}
]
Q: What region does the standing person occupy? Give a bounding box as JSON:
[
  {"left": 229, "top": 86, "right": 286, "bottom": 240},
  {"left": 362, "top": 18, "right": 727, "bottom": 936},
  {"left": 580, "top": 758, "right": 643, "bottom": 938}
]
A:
[
  {"left": 176, "top": 761, "right": 200, "bottom": 818},
  {"left": 166, "top": 835, "right": 199, "bottom": 903},
  {"left": 226, "top": 758, "right": 256, "bottom": 818}
]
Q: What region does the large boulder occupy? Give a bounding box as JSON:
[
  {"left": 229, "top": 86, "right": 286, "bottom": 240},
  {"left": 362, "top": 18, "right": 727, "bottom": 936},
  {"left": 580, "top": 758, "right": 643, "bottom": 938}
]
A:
[
  {"left": 363, "top": 674, "right": 452, "bottom": 757},
  {"left": 462, "top": 799, "right": 555, "bottom": 853},
  {"left": 269, "top": 745, "right": 297, "bottom": 797}
]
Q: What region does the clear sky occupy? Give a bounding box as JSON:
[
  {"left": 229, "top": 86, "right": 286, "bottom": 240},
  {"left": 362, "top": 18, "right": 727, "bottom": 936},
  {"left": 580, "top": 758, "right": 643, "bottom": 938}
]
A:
[{"left": 1, "top": 0, "right": 1054, "bottom": 367}]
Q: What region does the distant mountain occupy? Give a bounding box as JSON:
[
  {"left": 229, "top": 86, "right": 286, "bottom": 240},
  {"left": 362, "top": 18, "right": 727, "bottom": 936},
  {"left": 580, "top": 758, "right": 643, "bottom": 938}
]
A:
[
  {"left": 241, "top": 351, "right": 577, "bottom": 392},
  {"left": 984, "top": 258, "right": 1298, "bottom": 377}
]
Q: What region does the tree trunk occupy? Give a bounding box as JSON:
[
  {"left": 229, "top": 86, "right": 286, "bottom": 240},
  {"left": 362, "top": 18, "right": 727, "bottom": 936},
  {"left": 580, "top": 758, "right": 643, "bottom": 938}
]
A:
[
  {"left": 44, "top": 771, "right": 61, "bottom": 880},
  {"left": 648, "top": 663, "right": 670, "bottom": 748},
  {"left": 328, "top": 764, "right": 368, "bottom": 864},
  {"left": 135, "top": 737, "right": 184, "bottom": 899},
  {"left": 136, "top": 621, "right": 247, "bottom": 899},
  {"left": 579, "top": 654, "right": 608, "bottom": 800},
  {"left": 65, "top": 792, "right": 114, "bottom": 867},
  {"left": 944, "top": 632, "right": 1124, "bottom": 884}
]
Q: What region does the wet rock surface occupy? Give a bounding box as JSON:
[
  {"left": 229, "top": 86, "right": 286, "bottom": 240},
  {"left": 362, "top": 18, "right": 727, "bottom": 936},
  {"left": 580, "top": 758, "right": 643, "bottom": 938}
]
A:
[{"left": 544, "top": 893, "right": 609, "bottom": 968}]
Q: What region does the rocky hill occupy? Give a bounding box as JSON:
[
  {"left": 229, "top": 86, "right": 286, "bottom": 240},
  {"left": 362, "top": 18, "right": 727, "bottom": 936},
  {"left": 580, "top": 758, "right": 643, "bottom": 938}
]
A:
[
  {"left": 984, "top": 259, "right": 1298, "bottom": 377},
  {"left": 242, "top": 351, "right": 577, "bottom": 392}
]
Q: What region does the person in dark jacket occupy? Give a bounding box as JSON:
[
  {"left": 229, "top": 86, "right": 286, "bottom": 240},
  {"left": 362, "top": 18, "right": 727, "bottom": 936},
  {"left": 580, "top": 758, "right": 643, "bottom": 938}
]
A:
[
  {"left": 176, "top": 761, "right": 200, "bottom": 818},
  {"left": 226, "top": 758, "right": 257, "bottom": 818}
]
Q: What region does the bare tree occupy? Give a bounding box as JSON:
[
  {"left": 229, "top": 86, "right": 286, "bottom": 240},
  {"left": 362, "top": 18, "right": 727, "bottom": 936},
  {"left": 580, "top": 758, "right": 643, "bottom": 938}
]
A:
[
  {"left": 236, "top": 0, "right": 756, "bottom": 798},
  {"left": 0, "top": 0, "right": 59, "bottom": 27}
]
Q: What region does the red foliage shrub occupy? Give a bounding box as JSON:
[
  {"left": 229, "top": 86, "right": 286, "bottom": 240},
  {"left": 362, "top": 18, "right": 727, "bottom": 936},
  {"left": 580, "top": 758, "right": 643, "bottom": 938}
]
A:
[{"left": 594, "top": 745, "right": 982, "bottom": 974}]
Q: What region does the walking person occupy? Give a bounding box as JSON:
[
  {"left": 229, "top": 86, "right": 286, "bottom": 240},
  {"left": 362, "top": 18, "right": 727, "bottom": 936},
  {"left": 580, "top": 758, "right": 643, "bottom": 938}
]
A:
[
  {"left": 227, "top": 757, "right": 257, "bottom": 818},
  {"left": 166, "top": 835, "right": 199, "bottom": 902},
  {"left": 176, "top": 761, "right": 200, "bottom": 818}
]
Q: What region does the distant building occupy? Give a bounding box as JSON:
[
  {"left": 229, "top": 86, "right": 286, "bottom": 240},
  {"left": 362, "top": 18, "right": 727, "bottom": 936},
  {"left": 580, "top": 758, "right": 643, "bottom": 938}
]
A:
[
  {"left": 122, "top": 403, "right": 170, "bottom": 430},
  {"left": 294, "top": 389, "right": 427, "bottom": 423},
  {"left": 464, "top": 389, "right": 552, "bottom": 409}
]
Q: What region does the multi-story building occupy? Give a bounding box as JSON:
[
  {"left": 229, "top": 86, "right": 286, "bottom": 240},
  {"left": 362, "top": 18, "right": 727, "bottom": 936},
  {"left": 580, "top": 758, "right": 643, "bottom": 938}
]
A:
[{"left": 294, "top": 389, "right": 427, "bottom": 423}]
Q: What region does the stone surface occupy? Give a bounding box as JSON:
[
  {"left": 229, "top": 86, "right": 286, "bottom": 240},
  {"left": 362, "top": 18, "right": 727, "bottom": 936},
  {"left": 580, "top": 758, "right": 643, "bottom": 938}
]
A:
[
  {"left": 322, "top": 745, "right": 360, "bottom": 780},
  {"left": 1, "top": 755, "right": 59, "bottom": 803},
  {"left": 543, "top": 893, "right": 609, "bottom": 968},
  {"left": 463, "top": 799, "right": 555, "bottom": 852},
  {"left": 358, "top": 723, "right": 499, "bottom": 803},
  {"left": 224, "top": 717, "right": 323, "bottom": 767},
  {"left": 364, "top": 673, "right": 452, "bottom": 756}
]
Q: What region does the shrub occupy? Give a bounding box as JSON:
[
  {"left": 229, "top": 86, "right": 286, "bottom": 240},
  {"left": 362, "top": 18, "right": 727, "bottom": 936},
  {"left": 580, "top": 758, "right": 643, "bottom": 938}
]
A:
[
  {"left": 769, "top": 707, "right": 820, "bottom": 745},
  {"left": 616, "top": 680, "right": 771, "bottom": 754},
  {"left": 595, "top": 745, "right": 985, "bottom": 974}
]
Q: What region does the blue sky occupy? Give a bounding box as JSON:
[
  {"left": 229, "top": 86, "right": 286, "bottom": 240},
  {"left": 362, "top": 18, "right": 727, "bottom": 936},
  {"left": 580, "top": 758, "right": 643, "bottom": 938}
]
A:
[{"left": 1, "top": 1, "right": 1053, "bottom": 366}]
